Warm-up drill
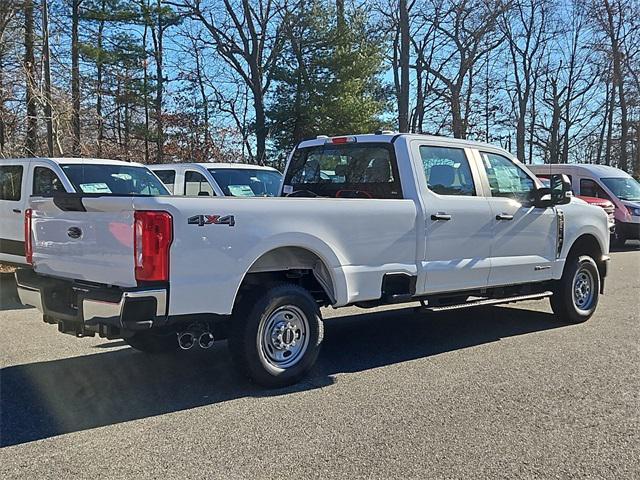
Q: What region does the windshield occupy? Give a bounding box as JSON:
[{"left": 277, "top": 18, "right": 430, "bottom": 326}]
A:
[
  {"left": 601, "top": 177, "right": 640, "bottom": 201},
  {"left": 208, "top": 168, "right": 282, "bottom": 197},
  {"left": 61, "top": 164, "right": 169, "bottom": 196}
]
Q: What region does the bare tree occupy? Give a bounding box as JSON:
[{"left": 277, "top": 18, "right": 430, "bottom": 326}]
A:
[
  {"left": 500, "top": 0, "right": 552, "bottom": 162},
  {"left": 24, "top": 0, "right": 37, "bottom": 156},
  {"left": 42, "top": 0, "right": 54, "bottom": 156},
  {"left": 416, "top": 0, "right": 508, "bottom": 138},
  {"left": 397, "top": 0, "right": 410, "bottom": 132},
  {"left": 179, "top": 0, "right": 285, "bottom": 164},
  {"left": 71, "top": 0, "right": 83, "bottom": 156}
]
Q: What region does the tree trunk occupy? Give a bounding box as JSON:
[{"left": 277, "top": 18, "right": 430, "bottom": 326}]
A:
[
  {"left": 398, "top": 0, "right": 410, "bottom": 133},
  {"left": 253, "top": 86, "right": 267, "bottom": 165},
  {"left": 42, "top": 0, "right": 54, "bottom": 156},
  {"left": 450, "top": 87, "right": 465, "bottom": 139},
  {"left": 143, "top": 21, "right": 150, "bottom": 163},
  {"left": 24, "top": 0, "right": 37, "bottom": 156},
  {"left": 96, "top": 0, "right": 106, "bottom": 158},
  {"left": 336, "top": 0, "right": 345, "bottom": 29},
  {"left": 71, "top": 0, "right": 81, "bottom": 156},
  {"left": 154, "top": 0, "right": 164, "bottom": 163},
  {"left": 604, "top": 0, "right": 628, "bottom": 172}
]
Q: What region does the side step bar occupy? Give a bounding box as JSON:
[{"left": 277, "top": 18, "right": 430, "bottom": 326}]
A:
[{"left": 426, "top": 291, "right": 553, "bottom": 312}]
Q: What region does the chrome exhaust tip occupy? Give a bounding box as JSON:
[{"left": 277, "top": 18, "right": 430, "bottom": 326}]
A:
[
  {"left": 178, "top": 332, "right": 196, "bottom": 350},
  {"left": 198, "top": 332, "right": 215, "bottom": 349}
]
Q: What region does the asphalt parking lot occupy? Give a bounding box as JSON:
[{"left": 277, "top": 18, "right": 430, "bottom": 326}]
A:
[{"left": 1, "top": 245, "right": 639, "bottom": 479}]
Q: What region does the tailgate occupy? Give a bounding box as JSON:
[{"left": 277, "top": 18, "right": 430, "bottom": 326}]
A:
[{"left": 29, "top": 196, "right": 138, "bottom": 287}]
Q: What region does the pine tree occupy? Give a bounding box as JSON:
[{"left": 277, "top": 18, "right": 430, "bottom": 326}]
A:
[{"left": 269, "top": 1, "right": 388, "bottom": 156}]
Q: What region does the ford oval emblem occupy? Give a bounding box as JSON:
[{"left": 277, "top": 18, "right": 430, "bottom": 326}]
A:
[{"left": 67, "top": 226, "right": 82, "bottom": 239}]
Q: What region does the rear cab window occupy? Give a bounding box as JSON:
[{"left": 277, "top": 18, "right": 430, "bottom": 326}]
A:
[
  {"left": 154, "top": 170, "right": 176, "bottom": 194},
  {"left": 0, "top": 165, "right": 23, "bottom": 201},
  {"left": 420, "top": 146, "right": 476, "bottom": 196},
  {"left": 184, "top": 171, "right": 215, "bottom": 196},
  {"left": 61, "top": 164, "right": 169, "bottom": 196},
  {"left": 284, "top": 143, "right": 402, "bottom": 199},
  {"left": 33, "top": 166, "right": 66, "bottom": 195}
]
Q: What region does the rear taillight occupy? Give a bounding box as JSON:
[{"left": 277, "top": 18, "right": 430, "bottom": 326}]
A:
[
  {"left": 24, "top": 209, "right": 33, "bottom": 265},
  {"left": 134, "top": 211, "right": 172, "bottom": 282}
]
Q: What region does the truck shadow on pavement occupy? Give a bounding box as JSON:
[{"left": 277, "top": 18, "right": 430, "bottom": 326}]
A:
[{"left": 1, "top": 305, "right": 563, "bottom": 447}]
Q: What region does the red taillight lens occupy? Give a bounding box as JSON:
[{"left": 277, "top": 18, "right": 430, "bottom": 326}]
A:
[
  {"left": 134, "top": 211, "right": 172, "bottom": 282},
  {"left": 24, "top": 208, "right": 33, "bottom": 265}
]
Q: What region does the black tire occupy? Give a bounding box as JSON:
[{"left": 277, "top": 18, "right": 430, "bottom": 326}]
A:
[
  {"left": 550, "top": 255, "right": 600, "bottom": 324},
  {"left": 229, "top": 283, "right": 323, "bottom": 388},
  {"left": 124, "top": 330, "right": 179, "bottom": 354}
]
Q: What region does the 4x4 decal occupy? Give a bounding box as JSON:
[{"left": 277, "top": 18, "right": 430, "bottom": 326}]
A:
[{"left": 188, "top": 214, "right": 235, "bottom": 227}]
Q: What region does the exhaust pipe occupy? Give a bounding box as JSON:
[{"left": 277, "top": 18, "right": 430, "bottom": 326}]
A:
[
  {"left": 198, "top": 331, "right": 215, "bottom": 349},
  {"left": 178, "top": 332, "right": 196, "bottom": 350}
]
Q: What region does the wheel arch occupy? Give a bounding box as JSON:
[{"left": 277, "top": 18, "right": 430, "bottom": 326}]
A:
[
  {"left": 233, "top": 235, "right": 348, "bottom": 308},
  {"left": 562, "top": 233, "right": 607, "bottom": 288}
]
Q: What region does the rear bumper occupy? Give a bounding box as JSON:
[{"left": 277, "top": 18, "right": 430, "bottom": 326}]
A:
[{"left": 15, "top": 269, "right": 167, "bottom": 336}]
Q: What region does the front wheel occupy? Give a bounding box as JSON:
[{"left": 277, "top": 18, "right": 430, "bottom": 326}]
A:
[
  {"left": 550, "top": 255, "right": 600, "bottom": 324},
  {"left": 229, "top": 284, "right": 323, "bottom": 388}
]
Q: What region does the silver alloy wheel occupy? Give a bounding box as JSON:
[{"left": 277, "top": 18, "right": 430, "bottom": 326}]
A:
[
  {"left": 258, "top": 305, "right": 310, "bottom": 370},
  {"left": 572, "top": 267, "right": 595, "bottom": 312}
]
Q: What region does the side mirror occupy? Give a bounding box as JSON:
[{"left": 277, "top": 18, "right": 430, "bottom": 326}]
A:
[
  {"left": 533, "top": 187, "right": 553, "bottom": 208},
  {"left": 550, "top": 173, "right": 572, "bottom": 205}
]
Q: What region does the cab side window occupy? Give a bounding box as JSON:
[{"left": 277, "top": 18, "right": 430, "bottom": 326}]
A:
[
  {"left": 481, "top": 152, "right": 535, "bottom": 201},
  {"left": 580, "top": 179, "right": 611, "bottom": 200},
  {"left": 154, "top": 170, "right": 176, "bottom": 194},
  {"left": 33, "top": 167, "right": 65, "bottom": 195},
  {"left": 184, "top": 171, "right": 215, "bottom": 196},
  {"left": 0, "top": 165, "right": 23, "bottom": 201},
  {"left": 420, "top": 146, "right": 476, "bottom": 196}
]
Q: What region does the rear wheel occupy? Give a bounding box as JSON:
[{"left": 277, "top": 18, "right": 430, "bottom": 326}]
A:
[
  {"left": 229, "top": 284, "right": 323, "bottom": 388},
  {"left": 124, "top": 330, "right": 178, "bottom": 354},
  {"left": 550, "top": 255, "right": 600, "bottom": 324}
]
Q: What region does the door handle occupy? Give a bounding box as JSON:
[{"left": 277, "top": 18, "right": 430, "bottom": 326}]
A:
[
  {"left": 12, "top": 209, "right": 21, "bottom": 214},
  {"left": 496, "top": 213, "right": 514, "bottom": 221},
  {"left": 431, "top": 213, "right": 452, "bottom": 221}
]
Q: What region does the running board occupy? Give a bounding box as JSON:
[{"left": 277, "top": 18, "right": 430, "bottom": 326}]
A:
[{"left": 426, "top": 291, "right": 553, "bottom": 312}]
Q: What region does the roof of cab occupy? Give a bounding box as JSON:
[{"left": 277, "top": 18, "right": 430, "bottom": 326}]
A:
[
  {"left": 297, "top": 133, "right": 512, "bottom": 153},
  {"left": 149, "top": 162, "right": 280, "bottom": 172}
]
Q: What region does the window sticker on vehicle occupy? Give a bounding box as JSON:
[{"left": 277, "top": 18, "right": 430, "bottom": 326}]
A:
[
  {"left": 283, "top": 185, "right": 293, "bottom": 194},
  {"left": 228, "top": 185, "right": 255, "bottom": 196},
  {"left": 79, "top": 182, "right": 112, "bottom": 193}
]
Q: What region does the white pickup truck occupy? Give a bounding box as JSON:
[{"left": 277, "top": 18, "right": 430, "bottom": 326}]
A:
[{"left": 16, "top": 134, "right": 610, "bottom": 387}]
